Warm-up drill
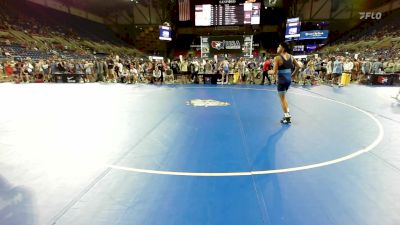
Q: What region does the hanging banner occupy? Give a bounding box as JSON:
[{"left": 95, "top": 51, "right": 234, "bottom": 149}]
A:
[
  {"left": 208, "top": 36, "right": 244, "bottom": 54},
  {"left": 201, "top": 36, "right": 210, "bottom": 58},
  {"left": 242, "top": 35, "right": 253, "bottom": 57},
  {"left": 299, "top": 30, "right": 329, "bottom": 40},
  {"left": 201, "top": 35, "right": 252, "bottom": 58}
]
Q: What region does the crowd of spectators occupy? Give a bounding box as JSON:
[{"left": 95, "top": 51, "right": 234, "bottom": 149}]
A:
[
  {"left": 1, "top": 1, "right": 399, "bottom": 86},
  {"left": 0, "top": 55, "right": 273, "bottom": 85},
  {"left": 0, "top": 2, "right": 273, "bottom": 85},
  {"left": 292, "top": 55, "right": 400, "bottom": 86},
  {"left": 2, "top": 46, "right": 400, "bottom": 85},
  {"left": 312, "top": 9, "right": 400, "bottom": 86}
]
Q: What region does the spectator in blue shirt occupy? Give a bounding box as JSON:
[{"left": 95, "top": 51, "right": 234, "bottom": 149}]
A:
[{"left": 331, "top": 56, "right": 343, "bottom": 85}]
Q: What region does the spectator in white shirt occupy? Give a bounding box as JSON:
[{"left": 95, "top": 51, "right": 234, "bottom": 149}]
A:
[
  {"left": 179, "top": 58, "right": 189, "bottom": 83},
  {"left": 152, "top": 66, "right": 161, "bottom": 84},
  {"left": 128, "top": 64, "right": 138, "bottom": 84},
  {"left": 340, "top": 58, "right": 353, "bottom": 87},
  {"left": 343, "top": 58, "right": 354, "bottom": 73}
]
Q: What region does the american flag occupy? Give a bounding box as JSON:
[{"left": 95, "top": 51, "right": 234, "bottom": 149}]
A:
[{"left": 179, "top": 0, "right": 190, "bottom": 21}]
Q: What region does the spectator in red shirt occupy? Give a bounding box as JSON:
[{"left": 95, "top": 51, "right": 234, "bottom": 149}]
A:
[
  {"left": 260, "top": 57, "right": 272, "bottom": 85},
  {"left": 5, "top": 62, "right": 13, "bottom": 77}
]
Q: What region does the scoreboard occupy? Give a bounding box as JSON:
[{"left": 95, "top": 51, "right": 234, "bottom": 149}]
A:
[
  {"left": 195, "top": 2, "right": 261, "bottom": 26},
  {"left": 285, "top": 17, "right": 301, "bottom": 40}
]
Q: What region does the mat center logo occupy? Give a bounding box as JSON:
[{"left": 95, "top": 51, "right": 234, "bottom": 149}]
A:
[{"left": 186, "top": 99, "right": 230, "bottom": 107}]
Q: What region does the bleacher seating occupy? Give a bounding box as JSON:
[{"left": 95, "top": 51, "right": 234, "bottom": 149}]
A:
[
  {"left": 0, "top": 0, "right": 142, "bottom": 61},
  {"left": 321, "top": 9, "right": 400, "bottom": 54}
]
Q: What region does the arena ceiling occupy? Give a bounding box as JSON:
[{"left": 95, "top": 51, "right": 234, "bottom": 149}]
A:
[
  {"left": 50, "top": 0, "right": 393, "bottom": 19},
  {"left": 57, "top": 0, "right": 168, "bottom": 16}
]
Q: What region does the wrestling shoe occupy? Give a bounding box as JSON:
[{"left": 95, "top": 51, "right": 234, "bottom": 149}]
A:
[{"left": 280, "top": 116, "right": 291, "bottom": 124}]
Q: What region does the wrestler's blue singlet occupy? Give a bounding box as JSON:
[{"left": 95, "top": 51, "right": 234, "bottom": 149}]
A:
[{"left": 277, "top": 55, "right": 293, "bottom": 93}]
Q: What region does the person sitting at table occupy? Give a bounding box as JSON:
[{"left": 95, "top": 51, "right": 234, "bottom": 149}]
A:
[{"left": 152, "top": 66, "right": 162, "bottom": 84}]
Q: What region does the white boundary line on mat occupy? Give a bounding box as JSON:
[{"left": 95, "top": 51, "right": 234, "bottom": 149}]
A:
[{"left": 108, "top": 86, "right": 384, "bottom": 177}]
